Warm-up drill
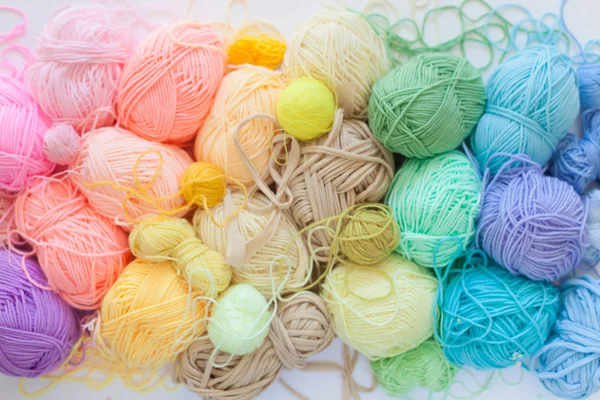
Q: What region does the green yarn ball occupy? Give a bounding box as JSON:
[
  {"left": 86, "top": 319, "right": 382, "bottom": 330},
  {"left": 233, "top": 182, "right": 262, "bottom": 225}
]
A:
[
  {"left": 368, "top": 53, "right": 485, "bottom": 158},
  {"left": 385, "top": 150, "right": 481, "bottom": 268},
  {"left": 371, "top": 339, "right": 459, "bottom": 396},
  {"left": 207, "top": 284, "right": 272, "bottom": 355}
]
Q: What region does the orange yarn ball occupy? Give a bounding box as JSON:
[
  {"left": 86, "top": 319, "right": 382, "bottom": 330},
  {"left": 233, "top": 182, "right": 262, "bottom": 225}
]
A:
[
  {"left": 71, "top": 127, "right": 193, "bottom": 230},
  {"left": 194, "top": 66, "right": 284, "bottom": 186},
  {"left": 14, "top": 176, "right": 131, "bottom": 310},
  {"left": 118, "top": 22, "right": 226, "bottom": 145},
  {"left": 227, "top": 34, "right": 286, "bottom": 69}
]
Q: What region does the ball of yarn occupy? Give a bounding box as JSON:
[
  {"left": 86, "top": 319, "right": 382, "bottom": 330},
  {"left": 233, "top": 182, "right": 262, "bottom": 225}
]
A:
[
  {"left": 478, "top": 160, "right": 586, "bottom": 281},
  {"left": 14, "top": 176, "right": 131, "bottom": 310},
  {"left": 584, "top": 189, "right": 600, "bottom": 266},
  {"left": 194, "top": 66, "right": 284, "bottom": 186},
  {"left": 98, "top": 259, "right": 207, "bottom": 369},
  {"left": 71, "top": 127, "right": 193, "bottom": 229},
  {"left": 371, "top": 339, "right": 459, "bottom": 396},
  {"left": 438, "top": 252, "right": 560, "bottom": 370},
  {"left": 369, "top": 53, "right": 485, "bottom": 158},
  {"left": 228, "top": 34, "right": 286, "bottom": 69},
  {"left": 193, "top": 190, "right": 311, "bottom": 296},
  {"left": 129, "top": 217, "right": 231, "bottom": 296},
  {"left": 208, "top": 284, "right": 271, "bottom": 355},
  {"left": 177, "top": 291, "right": 335, "bottom": 400},
  {"left": 321, "top": 253, "right": 437, "bottom": 359},
  {"left": 44, "top": 124, "right": 81, "bottom": 165},
  {"left": 531, "top": 276, "right": 600, "bottom": 399},
  {"left": 26, "top": 4, "right": 137, "bottom": 132},
  {"left": 578, "top": 63, "right": 600, "bottom": 110},
  {"left": 118, "top": 22, "right": 226, "bottom": 144},
  {"left": 0, "top": 76, "right": 54, "bottom": 193},
  {"left": 276, "top": 77, "right": 336, "bottom": 141},
  {"left": 181, "top": 162, "right": 226, "bottom": 208},
  {"left": 385, "top": 150, "right": 481, "bottom": 268},
  {"left": 284, "top": 5, "right": 390, "bottom": 119},
  {"left": 0, "top": 249, "right": 80, "bottom": 378},
  {"left": 0, "top": 191, "right": 16, "bottom": 244},
  {"left": 471, "top": 46, "right": 579, "bottom": 173}
]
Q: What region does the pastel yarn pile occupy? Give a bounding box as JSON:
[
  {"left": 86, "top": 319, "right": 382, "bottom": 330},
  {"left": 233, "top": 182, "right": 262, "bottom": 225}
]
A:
[
  {"left": 194, "top": 66, "right": 284, "bottom": 186},
  {"left": 477, "top": 158, "right": 587, "bottom": 281},
  {"left": 321, "top": 252, "right": 438, "bottom": 359},
  {"left": 471, "top": 45, "right": 580, "bottom": 173},
  {"left": 26, "top": 4, "right": 137, "bottom": 132},
  {"left": 0, "top": 250, "right": 80, "bottom": 378},
  {"left": 531, "top": 276, "right": 600, "bottom": 399},
  {"left": 369, "top": 53, "right": 485, "bottom": 158},
  {"left": 14, "top": 176, "right": 131, "bottom": 310},
  {"left": 385, "top": 150, "right": 481, "bottom": 268},
  {"left": 118, "top": 22, "right": 226, "bottom": 144},
  {"left": 437, "top": 251, "right": 560, "bottom": 370},
  {"left": 177, "top": 291, "right": 335, "bottom": 400}
]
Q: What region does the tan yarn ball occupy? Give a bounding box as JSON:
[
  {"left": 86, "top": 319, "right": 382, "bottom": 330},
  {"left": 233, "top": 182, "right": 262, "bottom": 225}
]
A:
[{"left": 176, "top": 291, "right": 335, "bottom": 400}]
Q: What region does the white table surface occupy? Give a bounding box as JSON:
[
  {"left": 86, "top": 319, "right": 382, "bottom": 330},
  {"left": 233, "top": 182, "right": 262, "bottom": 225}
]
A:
[{"left": 0, "top": 0, "right": 596, "bottom": 399}]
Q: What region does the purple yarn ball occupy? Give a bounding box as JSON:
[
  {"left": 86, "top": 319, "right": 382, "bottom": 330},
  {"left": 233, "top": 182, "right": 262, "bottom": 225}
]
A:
[
  {"left": 0, "top": 250, "right": 80, "bottom": 377},
  {"left": 477, "top": 161, "right": 587, "bottom": 281}
]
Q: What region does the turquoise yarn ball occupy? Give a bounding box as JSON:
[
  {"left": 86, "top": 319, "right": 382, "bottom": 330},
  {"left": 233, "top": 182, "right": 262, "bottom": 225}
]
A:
[
  {"left": 471, "top": 45, "right": 580, "bottom": 173},
  {"left": 385, "top": 150, "right": 481, "bottom": 268},
  {"left": 436, "top": 251, "right": 560, "bottom": 370},
  {"left": 368, "top": 53, "right": 485, "bottom": 158}
]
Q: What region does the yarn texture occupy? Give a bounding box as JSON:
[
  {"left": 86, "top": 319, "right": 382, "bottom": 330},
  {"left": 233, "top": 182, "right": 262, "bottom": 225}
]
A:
[
  {"left": 181, "top": 162, "right": 227, "bottom": 208},
  {"left": 0, "top": 191, "right": 15, "bottom": 244},
  {"left": 369, "top": 53, "right": 485, "bottom": 158},
  {"left": 228, "top": 33, "right": 285, "bottom": 69},
  {"left": 44, "top": 124, "right": 81, "bottom": 165}
]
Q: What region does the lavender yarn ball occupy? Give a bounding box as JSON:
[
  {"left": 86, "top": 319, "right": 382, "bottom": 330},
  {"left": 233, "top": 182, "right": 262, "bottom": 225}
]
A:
[
  {"left": 477, "top": 158, "right": 587, "bottom": 281},
  {"left": 0, "top": 250, "right": 80, "bottom": 377}
]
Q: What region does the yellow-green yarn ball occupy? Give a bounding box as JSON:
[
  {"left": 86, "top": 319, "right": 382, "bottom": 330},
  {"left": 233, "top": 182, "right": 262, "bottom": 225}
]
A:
[
  {"left": 321, "top": 253, "right": 437, "bottom": 359},
  {"left": 277, "top": 77, "right": 336, "bottom": 141},
  {"left": 208, "top": 284, "right": 272, "bottom": 355}
]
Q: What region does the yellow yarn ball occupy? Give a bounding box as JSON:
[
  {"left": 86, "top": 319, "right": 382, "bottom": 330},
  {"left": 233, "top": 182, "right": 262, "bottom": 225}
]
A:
[
  {"left": 321, "top": 253, "right": 437, "bottom": 359},
  {"left": 227, "top": 34, "right": 286, "bottom": 69},
  {"left": 98, "top": 259, "right": 207, "bottom": 368},
  {"left": 277, "top": 77, "right": 336, "bottom": 141},
  {"left": 129, "top": 217, "right": 232, "bottom": 297},
  {"left": 181, "top": 162, "right": 227, "bottom": 208}
]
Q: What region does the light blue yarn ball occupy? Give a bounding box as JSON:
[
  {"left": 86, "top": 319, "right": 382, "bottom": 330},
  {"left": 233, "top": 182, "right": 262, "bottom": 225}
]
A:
[
  {"left": 578, "top": 64, "right": 600, "bottom": 110},
  {"left": 471, "top": 46, "right": 580, "bottom": 173},
  {"left": 531, "top": 276, "right": 600, "bottom": 400}
]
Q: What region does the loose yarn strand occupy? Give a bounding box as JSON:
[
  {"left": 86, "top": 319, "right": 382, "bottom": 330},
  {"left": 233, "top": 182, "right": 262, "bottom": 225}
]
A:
[{"left": 0, "top": 6, "right": 27, "bottom": 44}]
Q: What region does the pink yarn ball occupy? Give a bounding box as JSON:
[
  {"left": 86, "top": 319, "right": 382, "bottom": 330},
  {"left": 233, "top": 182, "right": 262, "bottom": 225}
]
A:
[
  {"left": 0, "top": 77, "right": 54, "bottom": 193},
  {"left": 44, "top": 124, "right": 81, "bottom": 165},
  {"left": 26, "top": 4, "right": 137, "bottom": 133}
]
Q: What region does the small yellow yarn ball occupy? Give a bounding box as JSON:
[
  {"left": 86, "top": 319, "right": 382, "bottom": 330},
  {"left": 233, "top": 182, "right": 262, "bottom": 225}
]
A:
[
  {"left": 181, "top": 162, "right": 227, "bottom": 208},
  {"left": 321, "top": 253, "right": 437, "bottom": 359},
  {"left": 227, "top": 34, "right": 286, "bottom": 69},
  {"left": 208, "top": 283, "right": 272, "bottom": 355},
  {"left": 277, "top": 77, "right": 336, "bottom": 141}
]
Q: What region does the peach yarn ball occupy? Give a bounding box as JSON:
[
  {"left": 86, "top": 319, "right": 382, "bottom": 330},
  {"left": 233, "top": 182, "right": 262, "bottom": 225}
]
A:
[
  {"left": 26, "top": 4, "right": 137, "bottom": 132},
  {"left": 0, "top": 191, "right": 15, "bottom": 244},
  {"left": 118, "top": 22, "right": 226, "bottom": 145},
  {"left": 71, "top": 127, "right": 193, "bottom": 230},
  {"left": 14, "top": 177, "right": 131, "bottom": 310},
  {"left": 194, "top": 66, "right": 285, "bottom": 186}
]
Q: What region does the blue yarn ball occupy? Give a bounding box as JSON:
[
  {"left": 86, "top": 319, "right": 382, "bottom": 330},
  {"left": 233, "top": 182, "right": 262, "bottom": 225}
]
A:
[
  {"left": 471, "top": 46, "right": 580, "bottom": 173},
  {"left": 531, "top": 276, "right": 600, "bottom": 400},
  {"left": 578, "top": 64, "right": 600, "bottom": 110},
  {"left": 436, "top": 251, "right": 560, "bottom": 370}
]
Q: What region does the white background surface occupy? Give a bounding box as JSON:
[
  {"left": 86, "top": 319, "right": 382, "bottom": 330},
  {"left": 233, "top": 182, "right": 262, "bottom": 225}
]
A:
[{"left": 0, "top": 0, "right": 596, "bottom": 399}]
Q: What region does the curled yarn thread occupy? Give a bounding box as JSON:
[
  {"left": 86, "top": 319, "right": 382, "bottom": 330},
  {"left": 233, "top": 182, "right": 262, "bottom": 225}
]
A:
[
  {"left": 177, "top": 291, "right": 335, "bottom": 400},
  {"left": 436, "top": 250, "right": 560, "bottom": 370},
  {"left": 385, "top": 150, "right": 481, "bottom": 269},
  {"left": 477, "top": 157, "right": 587, "bottom": 281},
  {"left": 531, "top": 276, "right": 600, "bottom": 399},
  {"left": 321, "top": 252, "right": 438, "bottom": 360},
  {"left": 368, "top": 52, "right": 485, "bottom": 158},
  {"left": 26, "top": 4, "right": 137, "bottom": 132},
  {"left": 14, "top": 176, "right": 131, "bottom": 310},
  {"left": 471, "top": 45, "right": 579, "bottom": 173},
  {"left": 371, "top": 339, "right": 459, "bottom": 396},
  {"left": 118, "top": 22, "right": 226, "bottom": 144},
  {"left": 129, "top": 217, "right": 232, "bottom": 297},
  {"left": 0, "top": 250, "right": 80, "bottom": 378}
]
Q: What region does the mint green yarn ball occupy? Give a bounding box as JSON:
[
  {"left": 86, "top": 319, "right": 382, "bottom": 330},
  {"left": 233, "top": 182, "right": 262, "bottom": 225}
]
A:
[
  {"left": 208, "top": 284, "right": 272, "bottom": 355},
  {"left": 385, "top": 150, "right": 481, "bottom": 268},
  {"left": 368, "top": 53, "right": 485, "bottom": 158}
]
